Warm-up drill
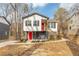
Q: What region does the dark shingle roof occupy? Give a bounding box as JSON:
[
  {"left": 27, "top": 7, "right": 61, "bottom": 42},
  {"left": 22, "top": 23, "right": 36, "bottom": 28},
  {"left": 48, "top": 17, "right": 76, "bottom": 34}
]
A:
[
  {"left": 22, "top": 12, "right": 49, "bottom": 19},
  {"left": 0, "top": 16, "right": 11, "bottom": 26}
]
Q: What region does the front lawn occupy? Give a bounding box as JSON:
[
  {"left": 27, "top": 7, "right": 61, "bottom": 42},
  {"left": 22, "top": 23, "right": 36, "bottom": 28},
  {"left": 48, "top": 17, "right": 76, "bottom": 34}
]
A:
[{"left": 0, "top": 41, "right": 73, "bottom": 56}]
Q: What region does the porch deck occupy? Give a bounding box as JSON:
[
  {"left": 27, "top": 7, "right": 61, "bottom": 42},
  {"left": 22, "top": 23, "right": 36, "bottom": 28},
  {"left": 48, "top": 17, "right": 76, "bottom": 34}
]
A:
[{"left": 32, "top": 39, "right": 48, "bottom": 42}]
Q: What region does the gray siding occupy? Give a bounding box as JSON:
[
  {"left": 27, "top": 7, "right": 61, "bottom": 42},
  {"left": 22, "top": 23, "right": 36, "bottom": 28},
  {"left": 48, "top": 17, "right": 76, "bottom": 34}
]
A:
[{"left": 0, "top": 23, "right": 10, "bottom": 39}]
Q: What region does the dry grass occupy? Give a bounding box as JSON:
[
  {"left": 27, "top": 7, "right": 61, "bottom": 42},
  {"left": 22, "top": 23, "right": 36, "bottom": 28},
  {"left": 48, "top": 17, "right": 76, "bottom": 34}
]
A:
[
  {"left": 0, "top": 41, "right": 75, "bottom": 56},
  {"left": 31, "top": 41, "right": 72, "bottom": 56},
  {"left": 0, "top": 44, "right": 33, "bottom": 56}
]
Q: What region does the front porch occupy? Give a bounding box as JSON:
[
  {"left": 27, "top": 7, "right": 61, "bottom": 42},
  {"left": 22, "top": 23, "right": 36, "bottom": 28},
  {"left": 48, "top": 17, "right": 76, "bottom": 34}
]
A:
[{"left": 27, "top": 31, "right": 48, "bottom": 41}]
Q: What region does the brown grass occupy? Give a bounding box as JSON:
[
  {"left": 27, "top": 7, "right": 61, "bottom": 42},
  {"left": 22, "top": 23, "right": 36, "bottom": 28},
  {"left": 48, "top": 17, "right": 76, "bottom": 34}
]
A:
[{"left": 0, "top": 41, "right": 74, "bottom": 56}]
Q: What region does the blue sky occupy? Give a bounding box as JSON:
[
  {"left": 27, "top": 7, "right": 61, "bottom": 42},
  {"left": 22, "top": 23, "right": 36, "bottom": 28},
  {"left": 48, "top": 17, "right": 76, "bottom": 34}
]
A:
[{"left": 31, "top": 3, "right": 60, "bottom": 19}]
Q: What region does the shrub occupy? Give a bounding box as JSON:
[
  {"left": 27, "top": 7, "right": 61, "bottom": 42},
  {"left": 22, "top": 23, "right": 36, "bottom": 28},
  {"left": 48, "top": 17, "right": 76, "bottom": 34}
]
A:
[
  {"left": 49, "top": 35, "right": 55, "bottom": 40},
  {"left": 56, "top": 35, "right": 61, "bottom": 39},
  {"left": 20, "top": 39, "right": 27, "bottom": 42}
]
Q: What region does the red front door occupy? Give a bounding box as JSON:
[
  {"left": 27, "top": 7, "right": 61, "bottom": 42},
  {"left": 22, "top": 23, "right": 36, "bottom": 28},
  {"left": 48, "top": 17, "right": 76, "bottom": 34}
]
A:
[
  {"left": 28, "top": 32, "right": 32, "bottom": 41},
  {"left": 41, "top": 21, "right": 44, "bottom": 31}
]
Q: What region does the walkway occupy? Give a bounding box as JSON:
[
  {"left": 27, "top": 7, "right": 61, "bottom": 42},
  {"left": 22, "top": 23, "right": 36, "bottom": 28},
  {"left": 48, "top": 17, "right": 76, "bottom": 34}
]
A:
[
  {"left": 0, "top": 38, "right": 69, "bottom": 47},
  {"left": 0, "top": 40, "right": 18, "bottom": 48}
]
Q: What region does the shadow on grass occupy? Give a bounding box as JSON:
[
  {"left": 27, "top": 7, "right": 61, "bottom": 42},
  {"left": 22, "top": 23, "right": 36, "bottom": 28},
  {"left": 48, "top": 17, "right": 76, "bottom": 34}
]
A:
[
  {"left": 66, "top": 30, "right": 79, "bottom": 56},
  {"left": 66, "top": 29, "right": 79, "bottom": 56},
  {"left": 19, "top": 43, "right": 42, "bottom": 56},
  {"left": 71, "top": 30, "right": 79, "bottom": 43},
  {"left": 66, "top": 41, "right": 79, "bottom": 56}
]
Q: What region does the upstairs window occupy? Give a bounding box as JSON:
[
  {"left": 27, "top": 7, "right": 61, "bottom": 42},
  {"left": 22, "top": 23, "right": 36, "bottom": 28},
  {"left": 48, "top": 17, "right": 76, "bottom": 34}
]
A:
[
  {"left": 33, "top": 20, "right": 39, "bottom": 26},
  {"left": 69, "top": 26, "right": 71, "bottom": 30},
  {"left": 25, "top": 20, "right": 31, "bottom": 26}
]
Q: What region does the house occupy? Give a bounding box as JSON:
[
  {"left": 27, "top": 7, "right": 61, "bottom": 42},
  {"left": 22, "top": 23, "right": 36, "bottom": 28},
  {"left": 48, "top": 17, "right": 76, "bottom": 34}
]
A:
[
  {"left": 47, "top": 19, "right": 58, "bottom": 39},
  {"left": 23, "top": 13, "right": 58, "bottom": 41},
  {"left": 0, "top": 16, "right": 10, "bottom": 40},
  {"left": 47, "top": 19, "right": 58, "bottom": 32},
  {"left": 67, "top": 12, "right": 79, "bottom": 36},
  {"left": 67, "top": 4, "right": 79, "bottom": 36}
]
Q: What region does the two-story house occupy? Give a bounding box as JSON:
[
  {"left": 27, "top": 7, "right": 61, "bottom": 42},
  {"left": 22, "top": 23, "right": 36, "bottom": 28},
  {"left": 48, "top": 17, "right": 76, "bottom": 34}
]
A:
[
  {"left": 67, "top": 12, "right": 79, "bottom": 36},
  {"left": 23, "top": 13, "right": 58, "bottom": 41},
  {"left": 67, "top": 4, "right": 79, "bottom": 36}
]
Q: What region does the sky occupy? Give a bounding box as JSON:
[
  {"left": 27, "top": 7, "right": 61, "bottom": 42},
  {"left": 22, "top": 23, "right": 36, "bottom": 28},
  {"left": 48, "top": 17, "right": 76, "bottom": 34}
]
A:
[
  {"left": 31, "top": 3, "right": 60, "bottom": 19},
  {"left": 0, "top": 3, "right": 75, "bottom": 19},
  {"left": 0, "top": 3, "right": 76, "bottom": 24},
  {"left": 30, "top": 3, "right": 76, "bottom": 19}
]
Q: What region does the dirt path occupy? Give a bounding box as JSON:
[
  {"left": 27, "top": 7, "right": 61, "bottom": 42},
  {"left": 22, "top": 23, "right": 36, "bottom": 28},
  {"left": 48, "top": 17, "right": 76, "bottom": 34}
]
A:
[
  {"left": 0, "top": 40, "right": 18, "bottom": 47},
  {"left": 19, "top": 43, "right": 42, "bottom": 56}
]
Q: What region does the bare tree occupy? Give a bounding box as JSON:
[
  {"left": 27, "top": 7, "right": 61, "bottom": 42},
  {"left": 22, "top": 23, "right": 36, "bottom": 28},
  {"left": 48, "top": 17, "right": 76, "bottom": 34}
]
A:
[
  {"left": 10, "top": 3, "right": 29, "bottom": 40},
  {"left": 55, "top": 8, "right": 69, "bottom": 38}
]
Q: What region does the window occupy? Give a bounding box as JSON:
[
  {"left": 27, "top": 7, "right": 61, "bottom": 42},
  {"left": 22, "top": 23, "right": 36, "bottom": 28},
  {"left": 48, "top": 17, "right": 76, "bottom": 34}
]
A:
[
  {"left": 33, "top": 20, "right": 39, "bottom": 26},
  {"left": 69, "top": 26, "right": 71, "bottom": 30},
  {"left": 25, "top": 20, "right": 31, "bottom": 26},
  {"left": 51, "top": 22, "right": 56, "bottom": 28}
]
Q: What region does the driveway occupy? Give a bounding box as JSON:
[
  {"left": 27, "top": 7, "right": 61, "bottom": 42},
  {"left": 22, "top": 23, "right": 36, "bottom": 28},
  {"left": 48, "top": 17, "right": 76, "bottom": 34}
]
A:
[
  {"left": 0, "top": 40, "right": 9, "bottom": 43},
  {"left": 0, "top": 40, "right": 18, "bottom": 48}
]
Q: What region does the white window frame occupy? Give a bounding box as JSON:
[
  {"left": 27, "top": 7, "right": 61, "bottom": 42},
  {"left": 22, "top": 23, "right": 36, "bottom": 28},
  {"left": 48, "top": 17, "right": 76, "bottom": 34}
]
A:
[
  {"left": 33, "top": 20, "right": 39, "bottom": 26},
  {"left": 25, "top": 20, "right": 31, "bottom": 26},
  {"left": 51, "top": 22, "right": 56, "bottom": 28}
]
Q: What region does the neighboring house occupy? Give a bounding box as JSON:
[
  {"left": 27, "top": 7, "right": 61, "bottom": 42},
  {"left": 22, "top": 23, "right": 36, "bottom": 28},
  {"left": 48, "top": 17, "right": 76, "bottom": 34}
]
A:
[
  {"left": 67, "top": 4, "right": 79, "bottom": 36},
  {"left": 0, "top": 16, "right": 10, "bottom": 39},
  {"left": 67, "top": 11, "right": 79, "bottom": 36},
  {"left": 23, "top": 13, "right": 58, "bottom": 41},
  {"left": 47, "top": 19, "right": 58, "bottom": 39},
  {"left": 48, "top": 19, "right": 58, "bottom": 32}
]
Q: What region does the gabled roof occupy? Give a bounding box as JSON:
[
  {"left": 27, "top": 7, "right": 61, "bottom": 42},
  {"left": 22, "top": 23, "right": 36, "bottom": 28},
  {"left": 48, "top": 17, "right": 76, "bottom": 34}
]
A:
[
  {"left": 66, "top": 12, "right": 76, "bottom": 22},
  {"left": 22, "top": 12, "right": 49, "bottom": 19},
  {"left": 0, "top": 16, "right": 11, "bottom": 26}
]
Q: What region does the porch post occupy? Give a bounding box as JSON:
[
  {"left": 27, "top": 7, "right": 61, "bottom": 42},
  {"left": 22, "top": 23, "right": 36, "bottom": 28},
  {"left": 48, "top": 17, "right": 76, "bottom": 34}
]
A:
[{"left": 25, "top": 31, "right": 27, "bottom": 40}]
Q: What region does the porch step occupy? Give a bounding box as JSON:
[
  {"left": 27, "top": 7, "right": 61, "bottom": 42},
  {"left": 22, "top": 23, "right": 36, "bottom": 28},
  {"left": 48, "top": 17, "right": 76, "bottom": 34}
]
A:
[{"left": 32, "top": 39, "right": 48, "bottom": 42}]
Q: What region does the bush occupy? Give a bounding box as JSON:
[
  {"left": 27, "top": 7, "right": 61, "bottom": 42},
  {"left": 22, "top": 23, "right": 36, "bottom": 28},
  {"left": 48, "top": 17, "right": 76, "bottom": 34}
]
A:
[
  {"left": 56, "top": 35, "right": 61, "bottom": 39},
  {"left": 49, "top": 35, "right": 55, "bottom": 40},
  {"left": 20, "top": 39, "right": 27, "bottom": 42}
]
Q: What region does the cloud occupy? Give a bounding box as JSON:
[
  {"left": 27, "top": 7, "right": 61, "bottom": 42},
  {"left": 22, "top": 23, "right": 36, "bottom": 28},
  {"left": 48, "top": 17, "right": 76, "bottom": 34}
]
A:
[
  {"left": 59, "top": 3, "right": 75, "bottom": 11},
  {"left": 32, "top": 3, "right": 47, "bottom": 8}
]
